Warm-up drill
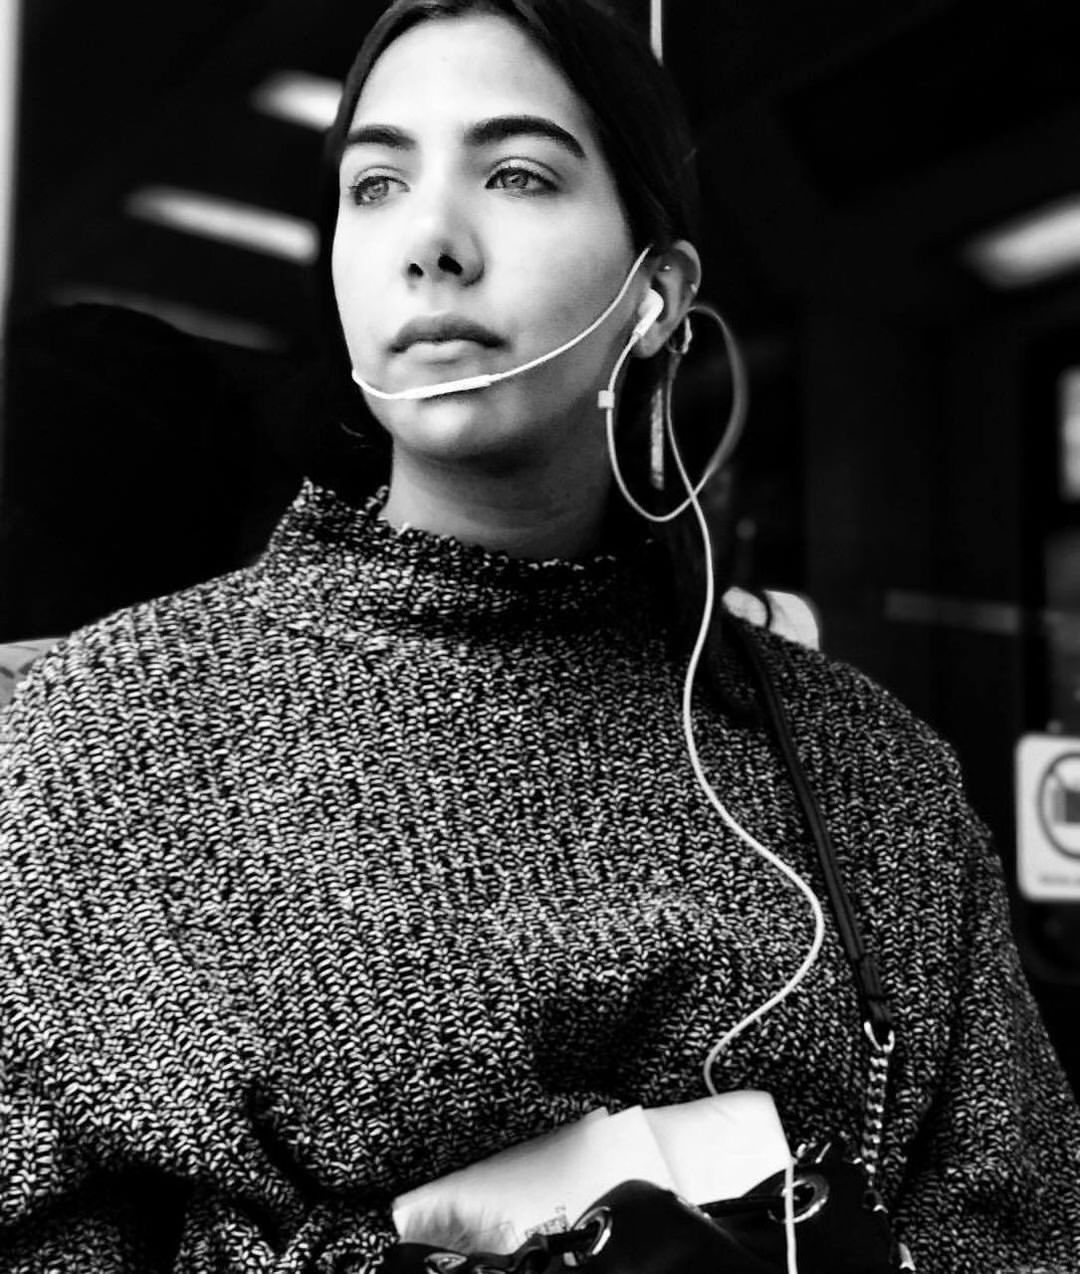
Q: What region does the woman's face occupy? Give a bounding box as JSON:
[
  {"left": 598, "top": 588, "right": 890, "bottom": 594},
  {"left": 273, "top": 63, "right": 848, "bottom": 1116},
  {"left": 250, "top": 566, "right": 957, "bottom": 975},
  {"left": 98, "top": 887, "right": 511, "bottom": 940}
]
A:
[{"left": 332, "top": 13, "right": 639, "bottom": 470}]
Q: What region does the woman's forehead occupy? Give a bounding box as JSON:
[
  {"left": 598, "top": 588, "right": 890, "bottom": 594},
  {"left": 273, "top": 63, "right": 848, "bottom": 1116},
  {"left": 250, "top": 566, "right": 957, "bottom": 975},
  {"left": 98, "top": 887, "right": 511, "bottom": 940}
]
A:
[{"left": 351, "top": 14, "right": 593, "bottom": 140}]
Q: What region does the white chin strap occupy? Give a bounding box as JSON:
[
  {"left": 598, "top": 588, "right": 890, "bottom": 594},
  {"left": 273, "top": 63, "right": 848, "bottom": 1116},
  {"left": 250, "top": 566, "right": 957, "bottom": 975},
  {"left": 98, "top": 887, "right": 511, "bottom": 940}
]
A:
[{"left": 350, "top": 245, "right": 653, "bottom": 402}]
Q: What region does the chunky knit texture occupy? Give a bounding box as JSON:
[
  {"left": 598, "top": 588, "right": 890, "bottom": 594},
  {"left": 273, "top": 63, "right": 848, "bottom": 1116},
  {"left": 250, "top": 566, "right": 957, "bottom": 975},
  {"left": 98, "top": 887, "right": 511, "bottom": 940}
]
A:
[{"left": 2, "top": 482, "right": 1079, "bottom": 1273}]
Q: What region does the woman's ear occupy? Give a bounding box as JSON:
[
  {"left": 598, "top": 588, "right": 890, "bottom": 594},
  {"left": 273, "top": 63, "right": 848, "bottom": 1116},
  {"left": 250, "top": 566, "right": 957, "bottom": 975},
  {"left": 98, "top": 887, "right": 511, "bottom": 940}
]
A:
[{"left": 632, "top": 240, "right": 702, "bottom": 359}]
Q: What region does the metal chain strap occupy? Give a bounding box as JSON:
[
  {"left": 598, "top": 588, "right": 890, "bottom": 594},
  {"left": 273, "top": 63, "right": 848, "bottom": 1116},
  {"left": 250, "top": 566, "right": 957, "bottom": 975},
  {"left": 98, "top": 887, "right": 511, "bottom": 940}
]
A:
[{"left": 861, "top": 1023, "right": 896, "bottom": 1183}]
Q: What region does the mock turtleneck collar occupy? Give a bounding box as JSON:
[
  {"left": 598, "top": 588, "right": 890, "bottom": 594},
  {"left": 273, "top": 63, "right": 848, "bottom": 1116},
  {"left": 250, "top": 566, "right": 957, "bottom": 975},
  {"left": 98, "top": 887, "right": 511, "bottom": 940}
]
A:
[{"left": 249, "top": 481, "right": 658, "bottom": 639}]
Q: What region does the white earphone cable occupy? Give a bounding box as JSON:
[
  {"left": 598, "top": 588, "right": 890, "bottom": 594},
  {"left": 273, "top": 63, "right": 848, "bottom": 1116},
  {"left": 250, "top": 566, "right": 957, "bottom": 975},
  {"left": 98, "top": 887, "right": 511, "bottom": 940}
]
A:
[
  {"left": 603, "top": 307, "right": 822, "bottom": 1274},
  {"left": 656, "top": 382, "right": 826, "bottom": 1092}
]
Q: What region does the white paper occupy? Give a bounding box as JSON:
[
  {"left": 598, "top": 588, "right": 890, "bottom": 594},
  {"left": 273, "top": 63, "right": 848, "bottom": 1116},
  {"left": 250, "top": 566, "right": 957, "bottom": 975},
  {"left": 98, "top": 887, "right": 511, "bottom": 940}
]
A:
[
  {"left": 644, "top": 1090, "right": 791, "bottom": 1203},
  {"left": 392, "top": 1106, "right": 673, "bottom": 1252},
  {"left": 392, "top": 1090, "right": 790, "bottom": 1254}
]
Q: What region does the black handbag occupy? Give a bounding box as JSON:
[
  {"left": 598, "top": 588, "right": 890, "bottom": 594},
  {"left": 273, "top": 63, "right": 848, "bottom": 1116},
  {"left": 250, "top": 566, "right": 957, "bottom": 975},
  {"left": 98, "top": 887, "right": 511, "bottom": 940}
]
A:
[
  {"left": 381, "top": 1135, "right": 911, "bottom": 1274},
  {"left": 382, "top": 1136, "right": 910, "bottom": 1272},
  {"left": 379, "top": 625, "right": 911, "bottom": 1273}
]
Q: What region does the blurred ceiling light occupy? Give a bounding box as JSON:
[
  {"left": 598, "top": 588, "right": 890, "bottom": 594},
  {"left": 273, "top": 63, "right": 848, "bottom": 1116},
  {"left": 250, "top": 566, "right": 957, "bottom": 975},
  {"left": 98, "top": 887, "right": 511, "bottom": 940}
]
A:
[
  {"left": 252, "top": 71, "right": 342, "bottom": 131},
  {"left": 1, "top": 0, "right": 22, "bottom": 337},
  {"left": 964, "top": 194, "right": 1080, "bottom": 288},
  {"left": 51, "top": 286, "right": 285, "bottom": 351},
  {"left": 126, "top": 186, "right": 318, "bottom": 264}
]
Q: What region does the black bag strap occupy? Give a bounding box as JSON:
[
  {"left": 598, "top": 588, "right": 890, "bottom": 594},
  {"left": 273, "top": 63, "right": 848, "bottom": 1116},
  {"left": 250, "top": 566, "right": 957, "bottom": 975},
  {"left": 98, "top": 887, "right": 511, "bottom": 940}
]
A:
[
  {"left": 725, "top": 620, "right": 896, "bottom": 1179},
  {"left": 725, "top": 619, "right": 895, "bottom": 1048}
]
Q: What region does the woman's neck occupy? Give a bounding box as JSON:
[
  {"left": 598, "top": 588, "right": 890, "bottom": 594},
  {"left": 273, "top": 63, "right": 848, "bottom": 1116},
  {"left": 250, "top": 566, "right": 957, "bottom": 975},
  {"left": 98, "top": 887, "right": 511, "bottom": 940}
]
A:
[{"left": 380, "top": 451, "right": 612, "bottom": 560}]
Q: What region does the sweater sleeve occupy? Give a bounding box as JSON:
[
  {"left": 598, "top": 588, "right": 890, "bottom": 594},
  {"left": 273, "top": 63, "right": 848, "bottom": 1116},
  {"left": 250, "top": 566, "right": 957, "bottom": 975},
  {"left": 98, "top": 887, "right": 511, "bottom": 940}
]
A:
[
  {"left": 0, "top": 665, "right": 398, "bottom": 1274},
  {"left": 892, "top": 786, "right": 1080, "bottom": 1272},
  {"left": 0, "top": 1071, "right": 396, "bottom": 1274},
  {"left": 0, "top": 924, "right": 163, "bottom": 1272},
  {"left": 0, "top": 1181, "right": 396, "bottom": 1274}
]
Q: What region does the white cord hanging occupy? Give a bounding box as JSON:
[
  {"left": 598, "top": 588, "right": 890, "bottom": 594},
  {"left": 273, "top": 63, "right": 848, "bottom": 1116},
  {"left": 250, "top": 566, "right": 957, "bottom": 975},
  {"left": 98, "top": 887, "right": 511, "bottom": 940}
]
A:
[{"left": 603, "top": 303, "right": 820, "bottom": 1274}]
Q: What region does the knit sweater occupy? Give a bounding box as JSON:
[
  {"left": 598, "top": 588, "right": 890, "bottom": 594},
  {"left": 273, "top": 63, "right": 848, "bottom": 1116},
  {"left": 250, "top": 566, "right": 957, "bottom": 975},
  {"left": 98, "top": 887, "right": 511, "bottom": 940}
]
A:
[{"left": 1, "top": 482, "right": 1078, "bottom": 1274}]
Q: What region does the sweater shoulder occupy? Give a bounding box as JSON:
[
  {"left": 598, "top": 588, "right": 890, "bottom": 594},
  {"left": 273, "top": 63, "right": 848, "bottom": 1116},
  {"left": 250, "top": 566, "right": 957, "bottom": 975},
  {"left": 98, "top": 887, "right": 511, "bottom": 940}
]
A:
[
  {"left": 45, "top": 566, "right": 248, "bottom": 651},
  {"left": 738, "top": 625, "right": 995, "bottom": 926},
  {"left": 743, "top": 623, "right": 965, "bottom": 790},
  {"left": 1, "top": 569, "right": 254, "bottom": 734}
]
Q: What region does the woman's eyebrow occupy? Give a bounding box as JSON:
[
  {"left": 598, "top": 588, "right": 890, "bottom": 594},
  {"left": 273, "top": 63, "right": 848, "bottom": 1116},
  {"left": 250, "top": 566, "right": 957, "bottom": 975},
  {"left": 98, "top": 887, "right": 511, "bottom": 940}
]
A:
[
  {"left": 343, "top": 123, "right": 414, "bottom": 152},
  {"left": 466, "top": 115, "right": 586, "bottom": 160},
  {"left": 342, "top": 115, "right": 586, "bottom": 161}
]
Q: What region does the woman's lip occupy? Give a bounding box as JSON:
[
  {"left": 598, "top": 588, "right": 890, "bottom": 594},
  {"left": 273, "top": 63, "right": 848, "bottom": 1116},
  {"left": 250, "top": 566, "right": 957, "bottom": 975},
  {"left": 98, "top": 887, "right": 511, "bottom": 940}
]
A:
[
  {"left": 399, "top": 339, "right": 499, "bottom": 365},
  {"left": 391, "top": 315, "right": 504, "bottom": 351}
]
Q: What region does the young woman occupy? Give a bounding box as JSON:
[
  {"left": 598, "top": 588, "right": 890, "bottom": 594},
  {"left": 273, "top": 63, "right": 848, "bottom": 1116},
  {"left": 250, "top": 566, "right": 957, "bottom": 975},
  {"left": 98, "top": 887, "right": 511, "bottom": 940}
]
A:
[{"left": 1, "top": 2, "right": 1078, "bottom": 1271}]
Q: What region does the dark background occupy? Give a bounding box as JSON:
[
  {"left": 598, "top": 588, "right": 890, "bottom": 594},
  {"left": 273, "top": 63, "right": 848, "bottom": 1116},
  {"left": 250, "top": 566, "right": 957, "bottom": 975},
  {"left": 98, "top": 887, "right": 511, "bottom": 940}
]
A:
[{"left": 4, "top": 0, "right": 1080, "bottom": 1081}]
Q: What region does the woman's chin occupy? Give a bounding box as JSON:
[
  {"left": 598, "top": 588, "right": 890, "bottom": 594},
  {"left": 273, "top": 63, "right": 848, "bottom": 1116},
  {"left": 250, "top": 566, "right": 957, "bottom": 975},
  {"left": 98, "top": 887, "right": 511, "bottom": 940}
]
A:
[{"left": 383, "top": 396, "right": 537, "bottom": 467}]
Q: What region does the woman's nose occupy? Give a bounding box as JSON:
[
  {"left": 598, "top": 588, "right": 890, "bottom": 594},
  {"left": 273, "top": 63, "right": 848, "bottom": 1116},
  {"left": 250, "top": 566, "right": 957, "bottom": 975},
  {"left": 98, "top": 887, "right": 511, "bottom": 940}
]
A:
[
  {"left": 403, "top": 196, "right": 483, "bottom": 285},
  {"left": 407, "top": 248, "right": 474, "bottom": 280}
]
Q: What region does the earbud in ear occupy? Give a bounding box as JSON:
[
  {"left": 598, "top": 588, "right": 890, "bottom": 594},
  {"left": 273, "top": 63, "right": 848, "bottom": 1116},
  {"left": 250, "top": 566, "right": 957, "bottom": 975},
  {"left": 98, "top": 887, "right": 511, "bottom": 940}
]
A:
[{"left": 633, "top": 289, "right": 665, "bottom": 342}]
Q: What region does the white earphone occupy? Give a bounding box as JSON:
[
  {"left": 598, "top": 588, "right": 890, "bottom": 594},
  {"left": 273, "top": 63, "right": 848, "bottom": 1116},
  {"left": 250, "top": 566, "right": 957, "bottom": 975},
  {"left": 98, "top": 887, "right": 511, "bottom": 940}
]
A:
[{"left": 633, "top": 289, "right": 665, "bottom": 342}]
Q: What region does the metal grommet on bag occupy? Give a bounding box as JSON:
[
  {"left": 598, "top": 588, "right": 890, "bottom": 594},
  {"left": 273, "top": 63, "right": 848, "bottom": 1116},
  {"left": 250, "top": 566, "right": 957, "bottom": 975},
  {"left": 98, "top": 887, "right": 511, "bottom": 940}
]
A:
[
  {"left": 563, "top": 1204, "right": 613, "bottom": 1266},
  {"left": 791, "top": 1170, "right": 831, "bottom": 1221},
  {"left": 425, "top": 1255, "right": 468, "bottom": 1274},
  {"left": 767, "top": 1170, "right": 831, "bottom": 1224}
]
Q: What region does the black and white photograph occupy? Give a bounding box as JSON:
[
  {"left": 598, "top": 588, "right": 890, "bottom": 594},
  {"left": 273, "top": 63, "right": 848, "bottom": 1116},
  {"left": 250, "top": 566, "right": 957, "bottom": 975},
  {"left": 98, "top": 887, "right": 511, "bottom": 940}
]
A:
[{"left": 2, "top": 2, "right": 1080, "bottom": 1270}]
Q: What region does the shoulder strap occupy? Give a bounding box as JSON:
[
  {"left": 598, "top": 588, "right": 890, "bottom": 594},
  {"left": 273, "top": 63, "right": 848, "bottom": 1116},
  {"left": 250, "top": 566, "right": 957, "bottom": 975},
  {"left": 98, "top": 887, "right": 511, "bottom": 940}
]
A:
[
  {"left": 726, "top": 621, "right": 896, "bottom": 1178},
  {"left": 725, "top": 620, "right": 894, "bottom": 1047}
]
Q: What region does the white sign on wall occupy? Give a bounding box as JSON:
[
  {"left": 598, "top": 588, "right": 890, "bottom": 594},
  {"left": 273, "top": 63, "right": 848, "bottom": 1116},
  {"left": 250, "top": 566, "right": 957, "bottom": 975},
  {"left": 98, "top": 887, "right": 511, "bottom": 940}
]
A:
[{"left": 1016, "top": 734, "right": 1080, "bottom": 900}]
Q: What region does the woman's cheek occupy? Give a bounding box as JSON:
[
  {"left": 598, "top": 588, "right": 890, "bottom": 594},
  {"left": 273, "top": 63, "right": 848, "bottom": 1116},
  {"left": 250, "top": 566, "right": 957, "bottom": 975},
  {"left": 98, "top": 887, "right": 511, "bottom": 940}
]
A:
[{"left": 335, "top": 287, "right": 377, "bottom": 368}]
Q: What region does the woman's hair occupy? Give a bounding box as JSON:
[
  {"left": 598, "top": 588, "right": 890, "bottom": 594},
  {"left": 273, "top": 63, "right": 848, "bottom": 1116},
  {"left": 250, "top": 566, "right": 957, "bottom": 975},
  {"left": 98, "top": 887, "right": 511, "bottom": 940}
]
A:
[{"left": 305, "top": 0, "right": 740, "bottom": 695}]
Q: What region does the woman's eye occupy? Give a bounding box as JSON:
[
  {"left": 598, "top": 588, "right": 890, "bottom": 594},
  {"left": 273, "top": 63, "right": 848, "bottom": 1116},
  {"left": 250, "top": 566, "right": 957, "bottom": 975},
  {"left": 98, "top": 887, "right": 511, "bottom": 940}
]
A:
[
  {"left": 488, "top": 166, "right": 555, "bottom": 194},
  {"left": 348, "top": 174, "right": 402, "bottom": 206}
]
